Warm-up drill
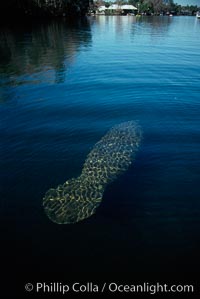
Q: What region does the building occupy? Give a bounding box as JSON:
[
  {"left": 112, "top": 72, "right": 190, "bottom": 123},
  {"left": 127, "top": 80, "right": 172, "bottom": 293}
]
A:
[{"left": 97, "top": 4, "right": 137, "bottom": 15}]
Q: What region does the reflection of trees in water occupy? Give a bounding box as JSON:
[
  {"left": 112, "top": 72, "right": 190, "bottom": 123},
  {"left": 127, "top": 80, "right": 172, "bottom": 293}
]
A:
[
  {"left": 136, "top": 16, "right": 172, "bottom": 36},
  {"left": 94, "top": 15, "right": 171, "bottom": 40},
  {"left": 94, "top": 15, "right": 137, "bottom": 37},
  {"left": 0, "top": 19, "right": 92, "bottom": 84}
]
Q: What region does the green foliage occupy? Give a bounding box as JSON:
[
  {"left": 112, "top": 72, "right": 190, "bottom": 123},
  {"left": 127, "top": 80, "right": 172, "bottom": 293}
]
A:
[
  {"left": 128, "top": 0, "right": 139, "bottom": 5},
  {"left": 0, "top": 0, "right": 91, "bottom": 18},
  {"left": 104, "top": 1, "right": 111, "bottom": 7}
]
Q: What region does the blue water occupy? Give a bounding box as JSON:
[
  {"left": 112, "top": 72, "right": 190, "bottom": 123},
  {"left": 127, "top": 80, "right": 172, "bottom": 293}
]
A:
[{"left": 1, "top": 16, "right": 200, "bottom": 294}]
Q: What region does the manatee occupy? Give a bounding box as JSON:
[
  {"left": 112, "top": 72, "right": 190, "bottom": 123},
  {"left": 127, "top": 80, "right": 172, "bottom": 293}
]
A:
[{"left": 43, "top": 121, "right": 142, "bottom": 224}]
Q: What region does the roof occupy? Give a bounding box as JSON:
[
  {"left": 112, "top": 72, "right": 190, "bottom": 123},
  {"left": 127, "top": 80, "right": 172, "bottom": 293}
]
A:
[
  {"left": 98, "top": 4, "right": 137, "bottom": 11},
  {"left": 121, "top": 5, "right": 137, "bottom": 10},
  {"left": 109, "top": 4, "right": 120, "bottom": 10},
  {"left": 98, "top": 5, "right": 106, "bottom": 12}
]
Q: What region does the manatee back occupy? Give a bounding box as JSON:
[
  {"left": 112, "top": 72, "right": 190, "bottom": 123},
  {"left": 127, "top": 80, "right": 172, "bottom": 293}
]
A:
[{"left": 43, "top": 121, "right": 142, "bottom": 224}]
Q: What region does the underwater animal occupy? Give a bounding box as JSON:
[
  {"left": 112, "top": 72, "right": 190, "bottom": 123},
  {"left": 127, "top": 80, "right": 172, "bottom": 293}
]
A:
[{"left": 43, "top": 121, "right": 142, "bottom": 224}]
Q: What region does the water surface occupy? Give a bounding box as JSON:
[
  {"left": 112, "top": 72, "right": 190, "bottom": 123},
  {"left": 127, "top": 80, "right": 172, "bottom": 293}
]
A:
[{"left": 1, "top": 16, "right": 200, "bottom": 293}]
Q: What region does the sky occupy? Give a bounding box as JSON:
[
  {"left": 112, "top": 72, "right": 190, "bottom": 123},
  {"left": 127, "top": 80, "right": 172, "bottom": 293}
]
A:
[{"left": 175, "top": 0, "right": 200, "bottom": 5}]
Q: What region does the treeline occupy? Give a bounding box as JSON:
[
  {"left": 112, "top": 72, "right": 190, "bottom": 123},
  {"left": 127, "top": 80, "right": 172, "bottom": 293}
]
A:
[
  {"left": 94, "top": 1, "right": 200, "bottom": 15},
  {"left": 0, "top": 20, "right": 92, "bottom": 85},
  {"left": 0, "top": 0, "right": 91, "bottom": 20}
]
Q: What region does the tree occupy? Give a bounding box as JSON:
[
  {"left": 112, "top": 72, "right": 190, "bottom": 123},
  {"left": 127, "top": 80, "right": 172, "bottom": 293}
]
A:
[
  {"left": 128, "top": 0, "right": 140, "bottom": 5},
  {"left": 104, "top": 1, "right": 111, "bottom": 8},
  {"left": 150, "top": 0, "right": 164, "bottom": 14},
  {"left": 0, "top": 0, "right": 91, "bottom": 19}
]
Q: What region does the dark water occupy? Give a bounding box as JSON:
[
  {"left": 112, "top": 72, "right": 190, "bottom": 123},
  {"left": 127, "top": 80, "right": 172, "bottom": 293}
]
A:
[{"left": 1, "top": 16, "right": 200, "bottom": 296}]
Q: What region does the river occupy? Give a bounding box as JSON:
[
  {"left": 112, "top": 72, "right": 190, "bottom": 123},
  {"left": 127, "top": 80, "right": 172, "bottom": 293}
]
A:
[{"left": 1, "top": 16, "right": 200, "bottom": 295}]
